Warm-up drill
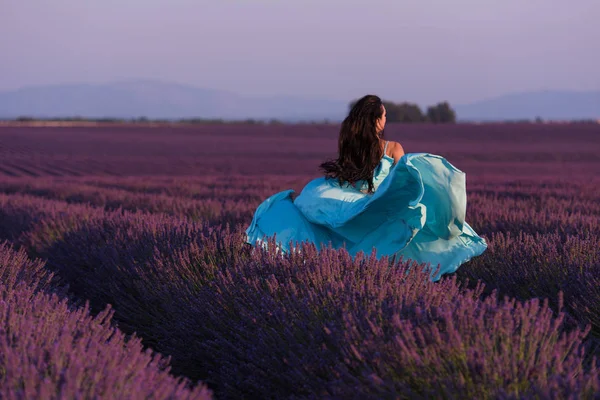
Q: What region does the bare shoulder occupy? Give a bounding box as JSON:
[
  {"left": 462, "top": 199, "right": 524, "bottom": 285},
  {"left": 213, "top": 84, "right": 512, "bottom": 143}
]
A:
[{"left": 387, "top": 141, "right": 405, "bottom": 163}]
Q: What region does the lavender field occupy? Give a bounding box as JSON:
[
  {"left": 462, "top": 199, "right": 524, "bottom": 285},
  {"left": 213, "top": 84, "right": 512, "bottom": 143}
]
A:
[{"left": 0, "top": 123, "right": 599, "bottom": 399}]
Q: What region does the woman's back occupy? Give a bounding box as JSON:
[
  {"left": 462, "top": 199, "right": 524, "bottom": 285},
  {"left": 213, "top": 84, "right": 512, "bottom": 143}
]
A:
[
  {"left": 353, "top": 139, "right": 405, "bottom": 193},
  {"left": 355, "top": 140, "right": 394, "bottom": 192}
]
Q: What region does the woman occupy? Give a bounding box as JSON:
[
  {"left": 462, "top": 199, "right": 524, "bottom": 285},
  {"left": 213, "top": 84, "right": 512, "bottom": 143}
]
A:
[{"left": 245, "top": 95, "right": 487, "bottom": 281}]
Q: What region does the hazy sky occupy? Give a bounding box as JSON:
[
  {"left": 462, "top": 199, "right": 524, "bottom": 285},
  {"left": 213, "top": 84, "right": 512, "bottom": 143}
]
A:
[{"left": 2, "top": 0, "right": 599, "bottom": 105}]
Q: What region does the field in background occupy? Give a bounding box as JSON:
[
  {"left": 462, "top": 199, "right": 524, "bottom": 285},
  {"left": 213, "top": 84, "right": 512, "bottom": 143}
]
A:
[
  {"left": 1, "top": 123, "right": 599, "bottom": 178},
  {"left": 1, "top": 123, "right": 599, "bottom": 398}
]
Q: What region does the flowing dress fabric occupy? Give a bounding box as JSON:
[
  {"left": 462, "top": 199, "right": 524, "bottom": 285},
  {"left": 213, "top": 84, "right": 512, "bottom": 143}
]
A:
[{"left": 245, "top": 149, "right": 487, "bottom": 281}]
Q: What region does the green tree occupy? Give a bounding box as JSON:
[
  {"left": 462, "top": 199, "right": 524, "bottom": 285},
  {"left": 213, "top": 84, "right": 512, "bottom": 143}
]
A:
[
  {"left": 426, "top": 102, "right": 456, "bottom": 123},
  {"left": 385, "top": 102, "right": 425, "bottom": 123}
]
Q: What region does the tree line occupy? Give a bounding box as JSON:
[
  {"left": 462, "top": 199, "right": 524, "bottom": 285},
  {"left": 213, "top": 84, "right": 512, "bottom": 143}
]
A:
[{"left": 349, "top": 99, "right": 457, "bottom": 123}]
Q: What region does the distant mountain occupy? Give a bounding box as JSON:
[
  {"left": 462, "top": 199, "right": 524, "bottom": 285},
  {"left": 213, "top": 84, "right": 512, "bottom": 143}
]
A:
[
  {"left": 0, "top": 80, "right": 348, "bottom": 122},
  {"left": 1, "top": 82, "right": 598, "bottom": 122},
  {"left": 455, "top": 90, "right": 600, "bottom": 121}
]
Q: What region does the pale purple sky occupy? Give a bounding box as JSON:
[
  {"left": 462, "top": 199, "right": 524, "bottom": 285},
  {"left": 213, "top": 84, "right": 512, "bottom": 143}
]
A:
[{"left": 2, "top": 0, "right": 599, "bottom": 104}]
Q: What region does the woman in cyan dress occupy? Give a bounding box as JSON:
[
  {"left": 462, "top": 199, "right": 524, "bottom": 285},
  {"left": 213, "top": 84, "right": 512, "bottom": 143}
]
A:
[{"left": 245, "top": 95, "right": 487, "bottom": 281}]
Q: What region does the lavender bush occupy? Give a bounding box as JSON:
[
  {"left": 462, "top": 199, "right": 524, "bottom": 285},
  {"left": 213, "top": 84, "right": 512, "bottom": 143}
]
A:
[
  {"left": 0, "top": 175, "right": 307, "bottom": 227},
  {"left": 456, "top": 232, "right": 600, "bottom": 324},
  {"left": 0, "top": 244, "right": 212, "bottom": 399},
  {"left": 0, "top": 285, "right": 213, "bottom": 400},
  {"left": 0, "top": 241, "right": 54, "bottom": 292},
  {"left": 181, "top": 241, "right": 599, "bottom": 398},
  {"left": 11, "top": 205, "right": 237, "bottom": 379},
  {"left": 0, "top": 193, "right": 105, "bottom": 248}
]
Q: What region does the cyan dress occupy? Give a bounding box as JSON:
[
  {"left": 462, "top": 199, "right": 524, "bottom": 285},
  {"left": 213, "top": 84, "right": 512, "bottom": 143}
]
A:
[{"left": 245, "top": 142, "right": 487, "bottom": 281}]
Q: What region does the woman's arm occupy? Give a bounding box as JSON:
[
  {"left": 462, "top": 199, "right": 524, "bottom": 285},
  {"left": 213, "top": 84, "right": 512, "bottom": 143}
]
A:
[{"left": 391, "top": 141, "right": 405, "bottom": 164}]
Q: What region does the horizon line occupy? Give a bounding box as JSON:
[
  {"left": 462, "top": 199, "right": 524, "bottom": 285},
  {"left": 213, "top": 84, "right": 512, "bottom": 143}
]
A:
[{"left": 1, "top": 79, "right": 598, "bottom": 107}]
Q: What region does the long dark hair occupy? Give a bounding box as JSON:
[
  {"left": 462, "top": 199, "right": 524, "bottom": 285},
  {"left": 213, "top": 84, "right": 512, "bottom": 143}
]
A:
[{"left": 319, "top": 94, "right": 384, "bottom": 193}]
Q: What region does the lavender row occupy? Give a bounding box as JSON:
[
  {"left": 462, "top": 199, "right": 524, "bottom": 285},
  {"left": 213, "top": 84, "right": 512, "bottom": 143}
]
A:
[
  {"left": 0, "top": 175, "right": 306, "bottom": 202},
  {"left": 0, "top": 243, "right": 212, "bottom": 400},
  {"left": 0, "top": 176, "right": 309, "bottom": 229},
  {"left": 456, "top": 232, "right": 600, "bottom": 336},
  {"left": 0, "top": 176, "right": 598, "bottom": 241},
  {"left": 1, "top": 174, "right": 598, "bottom": 201}
]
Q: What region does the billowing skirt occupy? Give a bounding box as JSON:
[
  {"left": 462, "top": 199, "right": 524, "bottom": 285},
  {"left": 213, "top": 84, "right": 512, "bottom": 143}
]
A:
[{"left": 245, "top": 153, "right": 487, "bottom": 281}]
